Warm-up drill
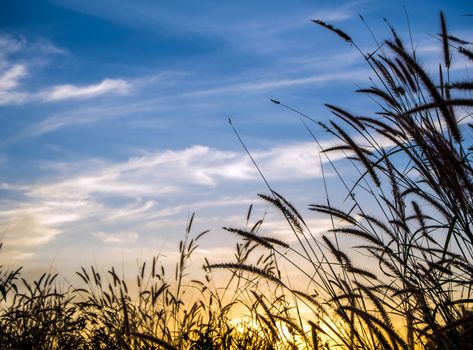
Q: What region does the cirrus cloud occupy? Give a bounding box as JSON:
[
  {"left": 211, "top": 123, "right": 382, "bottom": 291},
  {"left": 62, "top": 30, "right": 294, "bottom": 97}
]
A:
[
  {"left": 42, "top": 78, "right": 130, "bottom": 101},
  {"left": 93, "top": 231, "right": 139, "bottom": 243}
]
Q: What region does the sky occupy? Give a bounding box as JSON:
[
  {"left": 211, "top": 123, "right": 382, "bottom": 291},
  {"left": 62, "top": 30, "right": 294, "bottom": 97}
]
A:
[{"left": 0, "top": 0, "right": 471, "bottom": 279}]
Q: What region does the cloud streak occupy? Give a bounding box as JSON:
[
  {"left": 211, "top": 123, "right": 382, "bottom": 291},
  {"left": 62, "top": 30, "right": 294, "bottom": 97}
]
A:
[
  {"left": 0, "top": 76, "right": 132, "bottom": 106},
  {"left": 185, "top": 69, "right": 370, "bottom": 97},
  {"left": 42, "top": 78, "right": 130, "bottom": 101},
  {"left": 28, "top": 142, "right": 338, "bottom": 202},
  {"left": 0, "top": 34, "right": 131, "bottom": 106},
  {"left": 310, "top": 0, "right": 370, "bottom": 22},
  {"left": 0, "top": 140, "right": 345, "bottom": 257},
  {"left": 0, "top": 64, "right": 29, "bottom": 104},
  {"left": 93, "top": 231, "right": 139, "bottom": 243},
  {"left": 0, "top": 64, "right": 27, "bottom": 90}
]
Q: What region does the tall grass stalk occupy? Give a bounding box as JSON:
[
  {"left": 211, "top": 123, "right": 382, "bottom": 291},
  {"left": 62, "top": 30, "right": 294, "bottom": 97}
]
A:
[{"left": 210, "top": 12, "right": 473, "bottom": 350}]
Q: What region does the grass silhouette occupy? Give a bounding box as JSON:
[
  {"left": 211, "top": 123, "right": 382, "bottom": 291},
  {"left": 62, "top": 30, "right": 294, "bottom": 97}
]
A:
[{"left": 1, "top": 12, "right": 472, "bottom": 350}]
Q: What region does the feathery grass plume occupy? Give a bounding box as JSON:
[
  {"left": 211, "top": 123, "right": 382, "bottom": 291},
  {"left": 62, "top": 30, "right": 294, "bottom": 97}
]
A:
[
  {"left": 439, "top": 61, "right": 447, "bottom": 99},
  {"left": 255, "top": 313, "right": 279, "bottom": 342},
  {"left": 262, "top": 236, "right": 290, "bottom": 249},
  {"left": 206, "top": 263, "right": 286, "bottom": 288},
  {"left": 346, "top": 267, "right": 377, "bottom": 280},
  {"left": 386, "top": 40, "right": 462, "bottom": 142},
  {"left": 329, "top": 227, "right": 384, "bottom": 247},
  {"left": 357, "top": 87, "right": 401, "bottom": 110},
  {"left": 459, "top": 46, "right": 473, "bottom": 60},
  {"left": 384, "top": 17, "right": 404, "bottom": 50},
  {"left": 291, "top": 290, "right": 324, "bottom": 312},
  {"left": 223, "top": 227, "right": 274, "bottom": 249},
  {"left": 311, "top": 20, "right": 352, "bottom": 42},
  {"left": 329, "top": 291, "right": 362, "bottom": 303},
  {"left": 426, "top": 260, "right": 453, "bottom": 276},
  {"left": 370, "top": 57, "right": 400, "bottom": 98},
  {"left": 246, "top": 203, "right": 253, "bottom": 225},
  {"left": 250, "top": 291, "right": 279, "bottom": 339},
  {"left": 308, "top": 204, "right": 358, "bottom": 225},
  {"left": 369, "top": 323, "right": 397, "bottom": 350},
  {"left": 440, "top": 12, "right": 451, "bottom": 69},
  {"left": 394, "top": 57, "right": 418, "bottom": 92},
  {"left": 357, "top": 116, "right": 405, "bottom": 137},
  {"left": 340, "top": 305, "right": 409, "bottom": 350},
  {"left": 400, "top": 98, "right": 473, "bottom": 116},
  {"left": 321, "top": 235, "right": 352, "bottom": 267},
  {"left": 354, "top": 282, "right": 392, "bottom": 331},
  {"left": 378, "top": 55, "right": 409, "bottom": 92},
  {"left": 358, "top": 213, "right": 397, "bottom": 241},
  {"left": 410, "top": 200, "right": 430, "bottom": 240},
  {"left": 271, "top": 190, "right": 307, "bottom": 226},
  {"left": 441, "top": 34, "right": 470, "bottom": 45},
  {"left": 325, "top": 104, "right": 366, "bottom": 131},
  {"left": 449, "top": 82, "right": 473, "bottom": 90},
  {"left": 322, "top": 144, "right": 358, "bottom": 154},
  {"left": 272, "top": 313, "right": 305, "bottom": 338},
  {"left": 130, "top": 332, "right": 178, "bottom": 350},
  {"left": 329, "top": 120, "right": 381, "bottom": 186},
  {"left": 121, "top": 293, "right": 130, "bottom": 338},
  {"left": 258, "top": 193, "right": 304, "bottom": 235},
  {"left": 434, "top": 312, "right": 473, "bottom": 336},
  {"left": 385, "top": 155, "right": 404, "bottom": 213}
]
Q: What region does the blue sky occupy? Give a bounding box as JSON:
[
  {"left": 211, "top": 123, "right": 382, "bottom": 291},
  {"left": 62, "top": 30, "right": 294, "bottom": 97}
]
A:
[{"left": 0, "top": 0, "right": 471, "bottom": 276}]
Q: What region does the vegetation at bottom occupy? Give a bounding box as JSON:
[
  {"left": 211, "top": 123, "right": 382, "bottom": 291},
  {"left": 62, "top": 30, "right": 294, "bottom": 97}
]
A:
[{"left": 1, "top": 12, "right": 472, "bottom": 350}]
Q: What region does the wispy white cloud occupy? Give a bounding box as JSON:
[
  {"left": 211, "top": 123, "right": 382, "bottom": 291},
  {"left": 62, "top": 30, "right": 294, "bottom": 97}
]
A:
[
  {"left": 0, "top": 64, "right": 29, "bottom": 104},
  {"left": 0, "top": 140, "right": 344, "bottom": 257},
  {"left": 5, "top": 64, "right": 367, "bottom": 140},
  {"left": 0, "top": 211, "right": 62, "bottom": 248},
  {"left": 0, "top": 76, "right": 132, "bottom": 106},
  {"left": 17, "top": 104, "right": 135, "bottom": 138},
  {"left": 186, "top": 69, "right": 370, "bottom": 97},
  {"left": 0, "top": 33, "right": 67, "bottom": 58},
  {"left": 0, "top": 64, "right": 27, "bottom": 90},
  {"left": 310, "top": 1, "right": 369, "bottom": 22},
  {"left": 28, "top": 141, "right": 341, "bottom": 202},
  {"left": 0, "top": 90, "right": 29, "bottom": 105},
  {"left": 5, "top": 94, "right": 178, "bottom": 144},
  {"left": 42, "top": 78, "right": 130, "bottom": 101},
  {"left": 93, "top": 231, "right": 139, "bottom": 243},
  {"left": 0, "top": 35, "right": 25, "bottom": 58},
  {"left": 0, "top": 33, "right": 130, "bottom": 106},
  {"left": 2, "top": 129, "right": 389, "bottom": 260},
  {"left": 105, "top": 200, "right": 156, "bottom": 221}
]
